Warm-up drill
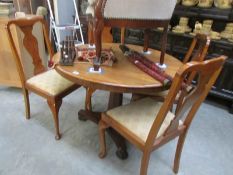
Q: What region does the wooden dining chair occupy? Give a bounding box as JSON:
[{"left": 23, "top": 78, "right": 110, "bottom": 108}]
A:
[
  {"left": 6, "top": 16, "right": 80, "bottom": 140},
  {"left": 92, "top": 0, "right": 176, "bottom": 67},
  {"left": 84, "top": 0, "right": 176, "bottom": 111},
  {"left": 98, "top": 56, "right": 225, "bottom": 175},
  {"left": 183, "top": 33, "right": 210, "bottom": 63},
  {"left": 131, "top": 33, "right": 211, "bottom": 101}
]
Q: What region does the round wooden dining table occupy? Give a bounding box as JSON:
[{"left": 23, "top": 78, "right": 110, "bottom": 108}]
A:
[{"left": 55, "top": 43, "right": 182, "bottom": 159}]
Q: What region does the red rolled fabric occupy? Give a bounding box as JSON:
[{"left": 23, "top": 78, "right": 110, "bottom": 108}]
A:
[
  {"left": 127, "top": 57, "right": 171, "bottom": 86},
  {"left": 130, "top": 52, "right": 172, "bottom": 81},
  {"left": 120, "top": 45, "right": 172, "bottom": 86}
]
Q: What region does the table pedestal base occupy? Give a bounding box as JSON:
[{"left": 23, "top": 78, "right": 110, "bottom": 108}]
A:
[{"left": 77, "top": 92, "right": 128, "bottom": 160}]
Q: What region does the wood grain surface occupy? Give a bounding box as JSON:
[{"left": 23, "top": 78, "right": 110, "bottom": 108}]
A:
[{"left": 55, "top": 43, "right": 182, "bottom": 94}]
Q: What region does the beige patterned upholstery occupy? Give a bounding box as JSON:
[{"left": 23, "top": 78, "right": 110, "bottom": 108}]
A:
[
  {"left": 26, "top": 69, "right": 75, "bottom": 96},
  {"left": 86, "top": 0, "right": 177, "bottom": 19},
  {"left": 104, "top": 0, "right": 176, "bottom": 20},
  {"left": 106, "top": 98, "right": 180, "bottom": 142}
]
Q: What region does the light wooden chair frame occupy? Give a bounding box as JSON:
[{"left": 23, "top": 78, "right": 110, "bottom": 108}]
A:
[
  {"left": 6, "top": 16, "right": 80, "bottom": 140},
  {"left": 131, "top": 33, "right": 211, "bottom": 101},
  {"left": 98, "top": 56, "right": 225, "bottom": 175}
]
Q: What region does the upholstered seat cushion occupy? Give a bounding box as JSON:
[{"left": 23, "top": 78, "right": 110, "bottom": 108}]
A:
[
  {"left": 104, "top": 0, "right": 176, "bottom": 20},
  {"left": 26, "top": 69, "right": 75, "bottom": 96},
  {"left": 106, "top": 98, "right": 177, "bottom": 142}
]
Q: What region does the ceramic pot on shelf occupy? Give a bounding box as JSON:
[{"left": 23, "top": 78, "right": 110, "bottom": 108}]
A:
[
  {"left": 203, "top": 19, "right": 214, "bottom": 26},
  {"left": 172, "top": 17, "right": 192, "bottom": 33},
  {"left": 191, "top": 21, "right": 203, "bottom": 35},
  {"left": 214, "top": 0, "right": 232, "bottom": 9},
  {"left": 198, "top": 0, "right": 214, "bottom": 8},
  {"left": 182, "top": 0, "right": 199, "bottom": 6},
  {"left": 220, "top": 22, "right": 233, "bottom": 39},
  {"left": 210, "top": 31, "right": 221, "bottom": 40}
]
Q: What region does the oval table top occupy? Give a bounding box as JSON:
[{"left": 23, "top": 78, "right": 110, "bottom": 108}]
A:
[{"left": 55, "top": 43, "right": 183, "bottom": 94}]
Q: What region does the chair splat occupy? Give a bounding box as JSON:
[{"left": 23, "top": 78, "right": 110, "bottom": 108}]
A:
[{"left": 20, "top": 25, "right": 46, "bottom": 75}]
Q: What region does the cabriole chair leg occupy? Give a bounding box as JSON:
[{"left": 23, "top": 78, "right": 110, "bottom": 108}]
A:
[
  {"left": 23, "top": 88, "right": 30, "bottom": 119},
  {"left": 47, "top": 99, "right": 62, "bottom": 140},
  {"left": 173, "top": 131, "right": 188, "bottom": 174},
  {"left": 98, "top": 119, "right": 108, "bottom": 158}
]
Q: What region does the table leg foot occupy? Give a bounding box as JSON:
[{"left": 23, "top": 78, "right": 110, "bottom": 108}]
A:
[
  {"left": 116, "top": 147, "right": 128, "bottom": 160},
  {"left": 78, "top": 109, "right": 101, "bottom": 124},
  {"left": 78, "top": 110, "right": 88, "bottom": 121},
  {"left": 78, "top": 108, "right": 128, "bottom": 160},
  {"left": 107, "top": 128, "right": 128, "bottom": 160}
]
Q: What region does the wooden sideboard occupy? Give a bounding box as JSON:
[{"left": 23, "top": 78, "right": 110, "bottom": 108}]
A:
[
  {"left": 0, "top": 17, "right": 21, "bottom": 87},
  {"left": 0, "top": 16, "right": 47, "bottom": 88}
]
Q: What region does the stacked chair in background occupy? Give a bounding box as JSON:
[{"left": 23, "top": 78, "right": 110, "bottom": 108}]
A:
[{"left": 132, "top": 33, "right": 211, "bottom": 102}]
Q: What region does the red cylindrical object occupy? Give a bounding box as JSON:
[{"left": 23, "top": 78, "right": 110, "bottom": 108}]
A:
[{"left": 128, "top": 57, "right": 171, "bottom": 86}]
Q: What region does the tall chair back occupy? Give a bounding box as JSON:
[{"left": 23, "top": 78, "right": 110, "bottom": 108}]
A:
[
  {"left": 7, "top": 16, "right": 53, "bottom": 82},
  {"left": 93, "top": 0, "right": 177, "bottom": 66},
  {"left": 98, "top": 56, "right": 225, "bottom": 175},
  {"left": 6, "top": 16, "right": 79, "bottom": 140}
]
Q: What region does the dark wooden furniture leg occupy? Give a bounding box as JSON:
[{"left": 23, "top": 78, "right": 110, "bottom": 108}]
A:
[
  {"left": 78, "top": 92, "right": 128, "bottom": 159},
  {"left": 143, "top": 29, "right": 150, "bottom": 53},
  {"left": 229, "top": 102, "right": 233, "bottom": 114},
  {"left": 107, "top": 92, "right": 128, "bottom": 159}
]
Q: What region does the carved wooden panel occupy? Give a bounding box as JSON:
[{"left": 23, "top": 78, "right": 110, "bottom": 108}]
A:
[{"left": 19, "top": 25, "right": 46, "bottom": 75}]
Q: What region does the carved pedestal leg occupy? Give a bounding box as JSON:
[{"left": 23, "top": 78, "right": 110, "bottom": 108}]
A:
[
  {"left": 77, "top": 91, "right": 128, "bottom": 159},
  {"left": 47, "top": 99, "right": 62, "bottom": 140},
  {"left": 85, "top": 87, "right": 95, "bottom": 111},
  {"left": 108, "top": 127, "right": 128, "bottom": 159},
  {"left": 79, "top": 87, "right": 95, "bottom": 121},
  {"left": 23, "top": 88, "right": 30, "bottom": 119},
  {"left": 107, "top": 92, "right": 128, "bottom": 159}
]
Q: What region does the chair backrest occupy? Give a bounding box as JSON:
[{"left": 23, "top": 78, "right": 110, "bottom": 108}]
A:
[
  {"left": 6, "top": 16, "right": 54, "bottom": 84},
  {"left": 183, "top": 34, "right": 210, "bottom": 63},
  {"left": 146, "top": 56, "right": 225, "bottom": 146},
  {"left": 93, "top": 0, "right": 177, "bottom": 65},
  {"left": 87, "top": 0, "right": 176, "bottom": 20},
  {"left": 103, "top": 0, "right": 176, "bottom": 20}
]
